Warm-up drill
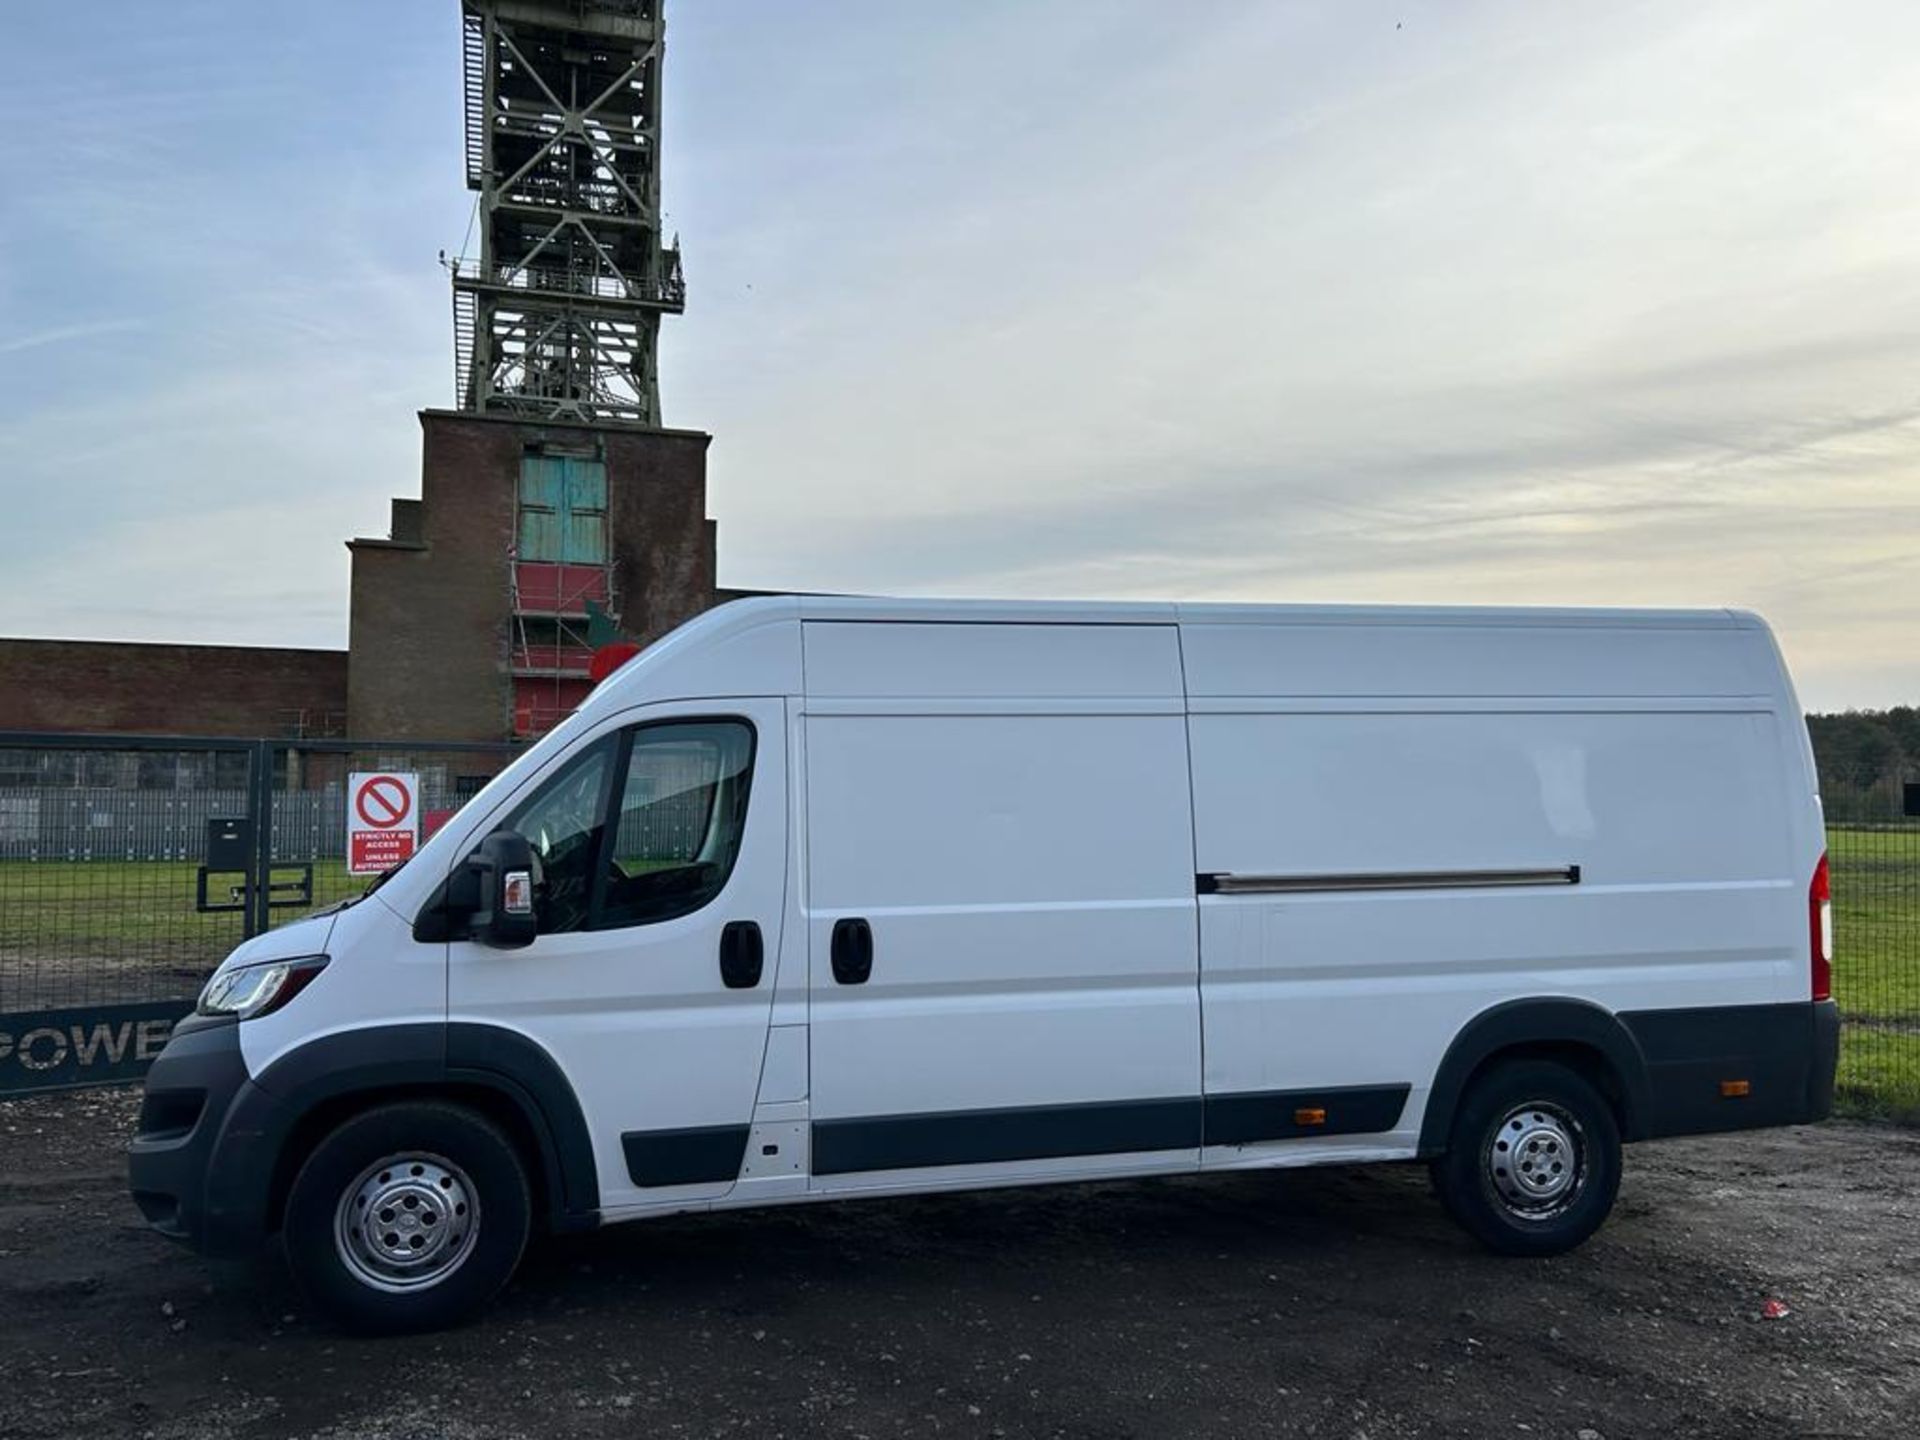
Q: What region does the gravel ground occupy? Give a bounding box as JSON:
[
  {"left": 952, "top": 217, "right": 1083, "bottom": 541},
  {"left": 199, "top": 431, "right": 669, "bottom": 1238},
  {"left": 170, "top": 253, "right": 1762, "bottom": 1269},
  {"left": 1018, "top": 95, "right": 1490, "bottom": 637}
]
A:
[{"left": 1, "top": 1088, "right": 1916, "bottom": 1440}]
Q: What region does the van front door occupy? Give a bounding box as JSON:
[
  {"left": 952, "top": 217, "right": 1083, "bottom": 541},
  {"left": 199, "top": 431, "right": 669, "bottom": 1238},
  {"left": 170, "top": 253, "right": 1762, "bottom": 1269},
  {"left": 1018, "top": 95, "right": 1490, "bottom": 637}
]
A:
[{"left": 447, "top": 699, "right": 787, "bottom": 1213}]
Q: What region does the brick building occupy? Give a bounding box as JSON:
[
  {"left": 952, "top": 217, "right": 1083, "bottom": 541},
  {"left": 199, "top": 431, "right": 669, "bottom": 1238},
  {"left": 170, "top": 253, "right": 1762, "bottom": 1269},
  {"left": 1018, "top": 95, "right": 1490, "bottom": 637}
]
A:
[{"left": 347, "top": 410, "right": 722, "bottom": 742}]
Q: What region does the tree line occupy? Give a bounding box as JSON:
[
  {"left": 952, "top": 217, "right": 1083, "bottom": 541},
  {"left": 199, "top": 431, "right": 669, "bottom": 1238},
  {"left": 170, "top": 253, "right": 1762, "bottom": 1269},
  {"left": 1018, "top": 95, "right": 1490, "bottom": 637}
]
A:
[{"left": 1808, "top": 708, "right": 1920, "bottom": 822}]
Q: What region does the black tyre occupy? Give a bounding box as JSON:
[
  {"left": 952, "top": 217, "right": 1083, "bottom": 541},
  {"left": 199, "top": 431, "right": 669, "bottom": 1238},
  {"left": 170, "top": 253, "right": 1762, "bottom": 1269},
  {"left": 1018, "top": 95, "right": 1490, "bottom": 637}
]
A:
[
  {"left": 282, "top": 1101, "right": 531, "bottom": 1334},
  {"left": 1429, "top": 1059, "right": 1621, "bottom": 1257}
]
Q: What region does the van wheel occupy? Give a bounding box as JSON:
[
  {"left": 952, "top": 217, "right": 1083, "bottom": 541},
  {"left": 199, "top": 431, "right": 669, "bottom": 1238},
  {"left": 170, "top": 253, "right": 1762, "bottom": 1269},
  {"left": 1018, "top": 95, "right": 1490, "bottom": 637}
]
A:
[
  {"left": 283, "top": 1101, "right": 531, "bottom": 1334},
  {"left": 1430, "top": 1059, "right": 1620, "bottom": 1257}
]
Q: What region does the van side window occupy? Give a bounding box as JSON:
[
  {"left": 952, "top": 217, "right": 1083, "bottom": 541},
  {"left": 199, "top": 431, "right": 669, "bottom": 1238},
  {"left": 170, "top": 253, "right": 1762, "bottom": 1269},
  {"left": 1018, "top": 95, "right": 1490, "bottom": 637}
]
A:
[
  {"left": 499, "top": 736, "right": 617, "bottom": 935},
  {"left": 599, "top": 721, "right": 755, "bottom": 929},
  {"left": 495, "top": 721, "right": 755, "bottom": 936}
]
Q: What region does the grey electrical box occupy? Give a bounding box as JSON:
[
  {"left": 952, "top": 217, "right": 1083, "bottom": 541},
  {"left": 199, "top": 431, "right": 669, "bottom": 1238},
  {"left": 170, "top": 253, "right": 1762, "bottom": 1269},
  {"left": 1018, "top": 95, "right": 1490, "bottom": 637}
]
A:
[{"left": 206, "top": 816, "right": 251, "bottom": 871}]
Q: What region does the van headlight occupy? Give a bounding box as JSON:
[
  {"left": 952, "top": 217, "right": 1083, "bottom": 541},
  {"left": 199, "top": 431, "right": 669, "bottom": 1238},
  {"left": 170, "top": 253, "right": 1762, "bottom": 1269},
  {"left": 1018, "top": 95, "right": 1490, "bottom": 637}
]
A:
[{"left": 196, "top": 956, "right": 329, "bottom": 1020}]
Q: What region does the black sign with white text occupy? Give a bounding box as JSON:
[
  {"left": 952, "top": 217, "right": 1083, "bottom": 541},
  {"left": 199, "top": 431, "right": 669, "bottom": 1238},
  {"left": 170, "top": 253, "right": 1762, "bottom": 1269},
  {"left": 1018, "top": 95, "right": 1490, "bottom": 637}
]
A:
[{"left": 0, "top": 1001, "right": 193, "bottom": 1094}]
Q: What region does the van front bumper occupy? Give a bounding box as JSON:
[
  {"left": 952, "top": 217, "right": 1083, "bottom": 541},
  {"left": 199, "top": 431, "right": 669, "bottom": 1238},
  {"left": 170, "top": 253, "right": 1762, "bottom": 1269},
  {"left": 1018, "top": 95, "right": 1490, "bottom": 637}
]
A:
[{"left": 127, "top": 1014, "right": 280, "bottom": 1259}]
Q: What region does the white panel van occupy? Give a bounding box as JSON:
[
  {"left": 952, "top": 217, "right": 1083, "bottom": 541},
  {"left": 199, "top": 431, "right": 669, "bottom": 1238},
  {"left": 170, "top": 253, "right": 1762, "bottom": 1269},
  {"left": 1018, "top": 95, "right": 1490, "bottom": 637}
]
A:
[{"left": 129, "top": 598, "right": 1839, "bottom": 1332}]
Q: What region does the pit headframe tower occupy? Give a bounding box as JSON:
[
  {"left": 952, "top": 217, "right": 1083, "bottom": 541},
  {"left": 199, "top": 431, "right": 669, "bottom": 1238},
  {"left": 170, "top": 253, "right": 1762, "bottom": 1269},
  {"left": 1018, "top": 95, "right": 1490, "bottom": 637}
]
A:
[{"left": 454, "top": 0, "right": 685, "bottom": 425}]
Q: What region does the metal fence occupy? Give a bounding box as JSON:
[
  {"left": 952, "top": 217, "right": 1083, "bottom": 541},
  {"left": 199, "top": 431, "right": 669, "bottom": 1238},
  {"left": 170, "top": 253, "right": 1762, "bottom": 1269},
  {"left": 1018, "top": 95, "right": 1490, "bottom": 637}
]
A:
[
  {"left": 1829, "top": 823, "right": 1920, "bottom": 1118},
  {"left": 0, "top": 786, "right": 497, "bottom": 863},
  {"left": 0, "top": 733, "right": 515, "bottom": 1091}
]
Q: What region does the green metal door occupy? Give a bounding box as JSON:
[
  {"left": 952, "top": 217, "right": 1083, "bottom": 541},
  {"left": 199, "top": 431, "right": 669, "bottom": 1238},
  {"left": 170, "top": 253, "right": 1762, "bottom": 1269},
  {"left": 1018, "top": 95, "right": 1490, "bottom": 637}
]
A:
[{"left": 518, "top": 455, "right": 607, "bottom": 563}]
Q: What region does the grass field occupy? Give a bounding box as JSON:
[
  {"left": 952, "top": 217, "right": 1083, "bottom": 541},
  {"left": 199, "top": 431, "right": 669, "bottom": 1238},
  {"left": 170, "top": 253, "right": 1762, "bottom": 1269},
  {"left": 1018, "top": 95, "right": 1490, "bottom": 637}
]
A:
[
  {"left": 0, "top": 859, "right": 358, "bottom": 1006},
  {"left": 1827, "top": 825, "right": 1920, "bottom": 1119},
  {"left": 1826, "top": 828, "right": 1920, "bottom": 1005},
  {"left": 3, "top": 829, "right": 1917, "bottom": 1113},
  {"left": 0, "top": 860, "right": 364, "bottom": 950},
  {"left": 1833, "top": 1024, "right": 1920, "bottom": 1123}
]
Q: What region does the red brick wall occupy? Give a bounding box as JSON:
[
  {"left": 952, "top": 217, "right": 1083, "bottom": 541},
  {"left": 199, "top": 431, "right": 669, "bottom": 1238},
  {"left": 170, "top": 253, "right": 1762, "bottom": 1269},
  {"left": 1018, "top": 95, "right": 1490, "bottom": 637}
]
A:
[
  {"left": 0, "top": 640, "right": 347, "bottom": 737},
  {"left": 603, "top": 427, "right": 719, "bottom": 646},
  {"left": 347, "top": 413, "right": 520, "bottom": 742}
]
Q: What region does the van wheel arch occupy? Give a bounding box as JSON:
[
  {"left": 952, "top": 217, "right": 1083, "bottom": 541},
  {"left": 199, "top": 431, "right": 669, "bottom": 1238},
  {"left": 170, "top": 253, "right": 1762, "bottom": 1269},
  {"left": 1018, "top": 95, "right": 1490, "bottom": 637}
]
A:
[
  {"left": 1418, "top": 999, "right": 1650, "bottom": 1156},
  {"left": 251, "top": 1024, "right": 599, "bottom": 1239}
]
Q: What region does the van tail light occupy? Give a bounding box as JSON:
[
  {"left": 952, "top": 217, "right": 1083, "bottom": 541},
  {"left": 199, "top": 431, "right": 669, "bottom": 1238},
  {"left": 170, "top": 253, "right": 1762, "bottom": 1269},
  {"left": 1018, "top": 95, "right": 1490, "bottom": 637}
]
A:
[{"left": 1809, "top": 853, "right": 1832, "bottom": 1002}]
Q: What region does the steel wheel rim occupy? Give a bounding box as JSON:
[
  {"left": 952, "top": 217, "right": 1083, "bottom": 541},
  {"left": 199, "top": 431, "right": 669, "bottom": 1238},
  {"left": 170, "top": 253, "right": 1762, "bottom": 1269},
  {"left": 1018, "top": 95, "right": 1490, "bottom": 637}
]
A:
[
  {"left": 333, "top": 1152, "right": 481, "bottom": 1293},
  {"left": 1484, "top": 1101, "right": 1586, "bottom": 1220}
]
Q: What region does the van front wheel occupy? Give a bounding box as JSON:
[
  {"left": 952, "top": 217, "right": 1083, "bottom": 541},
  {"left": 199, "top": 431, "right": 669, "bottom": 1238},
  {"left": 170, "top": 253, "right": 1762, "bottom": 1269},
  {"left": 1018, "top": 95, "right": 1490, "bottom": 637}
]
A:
[
  {"left": 283, "top": 1101, "right": 531, "bottom": 1334},
  {"left": 1430, "top": 1059, "right": 1621, "bottom": 1257}
]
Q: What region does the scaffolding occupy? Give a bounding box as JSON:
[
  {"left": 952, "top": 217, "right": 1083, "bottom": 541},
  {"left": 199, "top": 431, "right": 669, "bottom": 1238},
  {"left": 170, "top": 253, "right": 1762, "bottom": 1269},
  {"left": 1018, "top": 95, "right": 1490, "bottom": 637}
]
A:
[
  {"left": 453, "top": 0, "right": 684, "bottom": 425},
  {"left": 507, "top": 555, "right": 610, "bottom": 737}
]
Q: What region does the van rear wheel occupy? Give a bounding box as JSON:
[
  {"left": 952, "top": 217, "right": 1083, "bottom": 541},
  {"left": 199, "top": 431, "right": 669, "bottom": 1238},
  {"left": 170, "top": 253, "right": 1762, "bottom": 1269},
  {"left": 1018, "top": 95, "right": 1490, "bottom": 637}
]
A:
[
  {"left": 283, "top": 1101, "right": 530, "bottom": 1334},
  {"left": 1430, "top": 1059, "right": 1620, "bottom": 1257}
]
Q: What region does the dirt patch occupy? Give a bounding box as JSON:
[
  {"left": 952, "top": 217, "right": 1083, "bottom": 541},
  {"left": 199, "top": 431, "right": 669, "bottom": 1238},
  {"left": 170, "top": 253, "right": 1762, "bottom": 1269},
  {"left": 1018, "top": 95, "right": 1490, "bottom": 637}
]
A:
[{"left": 2, "top": 1089, "right": 1917, "bottom": 1439}]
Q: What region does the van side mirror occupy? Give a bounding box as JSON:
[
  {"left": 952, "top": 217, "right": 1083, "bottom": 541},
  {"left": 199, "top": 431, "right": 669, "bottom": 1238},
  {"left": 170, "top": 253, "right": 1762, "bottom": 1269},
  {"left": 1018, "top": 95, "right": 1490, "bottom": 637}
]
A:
[{"left": 468, "top": 831, "right": 539, "bottom": 949}]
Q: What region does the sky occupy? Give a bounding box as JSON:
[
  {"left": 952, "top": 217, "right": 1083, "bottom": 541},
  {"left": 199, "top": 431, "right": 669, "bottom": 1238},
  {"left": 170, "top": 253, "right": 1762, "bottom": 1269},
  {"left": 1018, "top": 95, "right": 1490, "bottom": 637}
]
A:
[{"left": 2, "top": 0, "right": 1918, "bottom": 710}]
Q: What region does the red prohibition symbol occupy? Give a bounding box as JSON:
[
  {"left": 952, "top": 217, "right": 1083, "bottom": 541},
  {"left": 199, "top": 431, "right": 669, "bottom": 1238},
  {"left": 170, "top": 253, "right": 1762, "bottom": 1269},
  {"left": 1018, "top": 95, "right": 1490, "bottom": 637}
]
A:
[{"left": 355, "top": 775, "right": 412, "bottom": 829}]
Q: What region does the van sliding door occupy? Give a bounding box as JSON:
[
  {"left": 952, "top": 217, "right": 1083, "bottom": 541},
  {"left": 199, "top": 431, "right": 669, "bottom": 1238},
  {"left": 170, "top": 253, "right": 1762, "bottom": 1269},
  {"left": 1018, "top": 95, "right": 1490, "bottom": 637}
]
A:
[{"left": 800, "top": 621, "right": 1203, "bottom": 1186}]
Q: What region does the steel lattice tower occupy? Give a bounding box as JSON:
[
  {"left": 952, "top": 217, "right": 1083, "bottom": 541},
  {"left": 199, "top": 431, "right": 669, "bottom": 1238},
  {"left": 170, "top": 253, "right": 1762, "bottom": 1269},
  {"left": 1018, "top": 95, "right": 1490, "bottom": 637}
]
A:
[{"left": 453, "top": 0, "right": 685, "bottom": 425}]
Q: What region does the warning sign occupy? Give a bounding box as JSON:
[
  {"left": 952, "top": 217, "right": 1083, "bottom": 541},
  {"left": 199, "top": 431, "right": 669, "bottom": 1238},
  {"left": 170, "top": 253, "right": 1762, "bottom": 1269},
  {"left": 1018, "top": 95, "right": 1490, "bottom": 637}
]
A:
[{"left": 347, "top": 771, "right": 420, "bottom": 875}]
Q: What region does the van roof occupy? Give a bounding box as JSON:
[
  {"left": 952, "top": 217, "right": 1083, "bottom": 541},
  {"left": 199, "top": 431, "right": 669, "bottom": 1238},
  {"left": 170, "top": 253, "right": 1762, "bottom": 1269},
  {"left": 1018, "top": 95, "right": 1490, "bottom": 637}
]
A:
[
  {"left": 746, "top": 594, "right": 1759, "bottom": 630},
  {"left": 577, "top": 594, "right": 1777, "bottom": 722}
]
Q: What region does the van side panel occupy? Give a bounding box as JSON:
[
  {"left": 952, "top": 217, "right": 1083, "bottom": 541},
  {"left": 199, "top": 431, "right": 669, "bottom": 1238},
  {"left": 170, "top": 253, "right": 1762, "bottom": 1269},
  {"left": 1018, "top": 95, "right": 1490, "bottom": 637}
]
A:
[
  {"left": 1181, "top": 618, "right": 1814, "bottom": 1159},
  {"left": 1191, "top": 709, "right": 1795, "bottom": 888},
  {"left": 805, "top": 715, "right": 1201, "bottom": 1125},
  {"left": 800, "top": 622, "right": 1203, "bottom": 1184},
  {"left": 1176, "top": 614, "right": 1784, "bottom": 701},
  {"left": 803, "top": 620, "right": 1186, "bottom": 701}
]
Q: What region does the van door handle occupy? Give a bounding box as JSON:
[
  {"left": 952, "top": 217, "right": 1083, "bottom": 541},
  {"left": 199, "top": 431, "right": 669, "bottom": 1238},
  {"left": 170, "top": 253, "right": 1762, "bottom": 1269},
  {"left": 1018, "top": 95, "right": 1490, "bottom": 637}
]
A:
[
  {"left": 831, "top": 917, "right": 873, "bottom": 985},
  {"left": 719, "top": 921, "right": 763, "bottom": 989}
]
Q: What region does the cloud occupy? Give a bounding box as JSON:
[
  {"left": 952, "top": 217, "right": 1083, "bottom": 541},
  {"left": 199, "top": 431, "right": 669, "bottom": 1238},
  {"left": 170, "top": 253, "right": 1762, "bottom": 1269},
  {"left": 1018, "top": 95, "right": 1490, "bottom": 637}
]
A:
[{"left": 0, "top": 319, "right": 145, "bottom": 358}]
